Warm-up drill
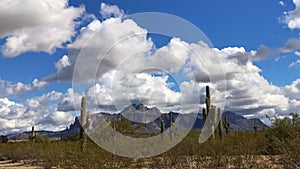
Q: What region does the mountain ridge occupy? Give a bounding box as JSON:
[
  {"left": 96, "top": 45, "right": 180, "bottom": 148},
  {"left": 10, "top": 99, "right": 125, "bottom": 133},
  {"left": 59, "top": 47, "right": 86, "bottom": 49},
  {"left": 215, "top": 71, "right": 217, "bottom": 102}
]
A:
[{"left": 6, "top": 104, "right": 268, "bottom": 140}]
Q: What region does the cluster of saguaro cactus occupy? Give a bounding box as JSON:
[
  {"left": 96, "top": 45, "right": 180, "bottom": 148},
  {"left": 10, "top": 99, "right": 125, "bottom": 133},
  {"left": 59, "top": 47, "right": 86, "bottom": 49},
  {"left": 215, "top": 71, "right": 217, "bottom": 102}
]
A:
[
  {"left": 80, "top": 96, "right": 87, "bottom": 151},
  {"left": 29, "top": 126, "right": 36, "bottom": 142},
  {"left": 202, "top": 86, "right": 230, "bottom": 139}
]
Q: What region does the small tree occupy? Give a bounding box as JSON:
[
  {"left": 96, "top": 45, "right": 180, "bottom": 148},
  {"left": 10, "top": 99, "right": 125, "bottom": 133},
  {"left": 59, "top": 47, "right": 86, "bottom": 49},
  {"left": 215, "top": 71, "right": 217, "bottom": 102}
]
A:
[{"left": 265, "top": 113, "right": 300, "bottom": 168}]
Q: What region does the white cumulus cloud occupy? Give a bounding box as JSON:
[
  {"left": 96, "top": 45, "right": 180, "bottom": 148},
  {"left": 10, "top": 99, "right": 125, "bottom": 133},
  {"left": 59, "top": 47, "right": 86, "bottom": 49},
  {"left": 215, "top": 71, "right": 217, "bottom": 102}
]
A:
[
  {"left": 0, "top": 89, "right": 80, "bottom": 134},
  {"left": 283, "top": 0, "right": 300, "bottom": 29},
  {"left": 0, "top": 0, "right": 85, "bottom": 57},
  {"left": 1, "top": 78, "right": 48, "bottom": 98},
  {"left": 2, "top": 2, "right": 300, "bottom": 135},
  {"left": 44, "top": 17, "right": 153, "bottom": 82},
  {"left": 100, "top": 3, "right": 124, "bottom": 19}
]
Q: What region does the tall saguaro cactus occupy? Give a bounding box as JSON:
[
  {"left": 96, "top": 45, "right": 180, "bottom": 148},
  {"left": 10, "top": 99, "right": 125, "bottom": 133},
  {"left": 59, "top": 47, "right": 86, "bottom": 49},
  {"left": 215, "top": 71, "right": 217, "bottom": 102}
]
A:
[
  {"left": 202, "top": 108, "right": 207, "bottom": 122},
  {"left": 211, "top": 105, "right": 217, "bottom": 139},
  {"left": 205, "top": 86, "right": 211, "bottom": 116},
  {"left": 217, "top": 108, "right": 224, "bottom": 139},
  {"left": 202, "top": 86, "right": 211, "bottom": 123},
  {"left": 223, "top": 115, "right": 230, "bottom": 134},
  {"left": 29, "top": 126, "right": 36, "bottom": 142},
  {"left": 160, "top": 120, "right": 164, "bottom": 134},
  {"left": 169, "top": 111, "right": 173, "bottom": 140},
  {"left": 202, "top": 86, "right": 228, "bottom": 139},
  {"left": 80, "top": 96, "right": 87, "bottom": 151},
  {"left": 202, "top": 86, "right": 216, "bottom": 139}
]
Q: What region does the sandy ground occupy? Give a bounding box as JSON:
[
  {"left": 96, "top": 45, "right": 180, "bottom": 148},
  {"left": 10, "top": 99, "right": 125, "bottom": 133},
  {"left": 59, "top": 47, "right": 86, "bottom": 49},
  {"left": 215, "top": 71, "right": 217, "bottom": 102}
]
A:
[
  {"left": 0, "top": 160, "right": 42, "bottom": 169},
  {"left": 0, "top": 155, "right": 283, "bottom": 169}
]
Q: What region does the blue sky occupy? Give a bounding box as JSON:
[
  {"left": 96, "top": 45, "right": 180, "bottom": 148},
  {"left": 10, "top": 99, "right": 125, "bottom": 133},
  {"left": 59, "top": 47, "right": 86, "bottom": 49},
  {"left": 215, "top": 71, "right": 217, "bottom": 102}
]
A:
[{"left": 0, "top": 0, "right": 300, "bottom": 134}]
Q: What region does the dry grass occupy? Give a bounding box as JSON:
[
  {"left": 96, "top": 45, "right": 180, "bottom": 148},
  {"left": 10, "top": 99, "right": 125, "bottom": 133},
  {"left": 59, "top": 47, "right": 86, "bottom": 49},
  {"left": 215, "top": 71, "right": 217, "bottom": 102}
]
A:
[{"left": 0, "top": 116, "right": 299, "bottom": 169}]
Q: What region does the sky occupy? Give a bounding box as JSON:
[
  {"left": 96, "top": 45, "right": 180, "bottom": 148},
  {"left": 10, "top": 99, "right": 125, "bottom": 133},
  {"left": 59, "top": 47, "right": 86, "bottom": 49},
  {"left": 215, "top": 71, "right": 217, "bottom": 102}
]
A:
[{"left": 0, "top": 0, "right": 300, "bottom": 134}]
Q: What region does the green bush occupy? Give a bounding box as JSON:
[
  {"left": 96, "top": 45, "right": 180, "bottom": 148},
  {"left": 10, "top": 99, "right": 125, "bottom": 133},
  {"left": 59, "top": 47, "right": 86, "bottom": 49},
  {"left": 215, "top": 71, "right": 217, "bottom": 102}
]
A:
[
  {"left": 0, "top": 135, "right": 8, "bottom": 143},
  {"left": 34, "top": 134, "right": 51, "bottom": 143},
  {"left": 265, "top": 115, "right": 300, "bottom": 168},
  {"left": 1, "top": 124, "right": 297, "bottom": 168}
]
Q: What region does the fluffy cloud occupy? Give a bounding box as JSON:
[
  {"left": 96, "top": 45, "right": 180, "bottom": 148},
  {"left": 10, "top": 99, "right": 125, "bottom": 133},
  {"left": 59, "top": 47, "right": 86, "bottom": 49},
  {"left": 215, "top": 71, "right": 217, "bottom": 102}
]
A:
[
  {"left": 283, "top": 0, "right": 300, "bottom": 29},
  {"left": 43, "top": 3, "right": 300, "bottom": 86},
  {"left": 63, "top": 32, "right": 299, "bottom": 120},
  {"left": 0, "top": 0, "right": 84, "bottom": 57},
  {"left": 0, "top": 98, "right": 26, "bottom": 120},
  {"left": 181, "top": 43, "right": 291, "bottom": 118},
  {"left": 55, "top": 55, "right": 71, "bottom": 72},
  {"left": 44, "top": 17, "right": 153, "bottom": 82},
  {"left": 37, "top": 111, "right": 73, "bottom": 126},
  {"left": 100, "top": 3, "right": 124, "bottom": 19},
  {"left": 83, "top": 70, "right": 182, "bottom": 113},
  {"left": 3, "top": 2, "right": 300, "bottom": 135},
  {"left": 0, "top": 88, "right": 82, "bottom": 134},
  {"left": 43, "top": 11, "right": 300, "bottom": 123},
  {"left": 146, "top": 38, "right": 192, "bottom": 73},
  {"left": 283, "top": 79, "right": 300, "bottom": 100},
  {"left": 26, "top": 89, "right": 82, "bottom": 113},
  {"left": 5, "top": 79, "right": 48, "bottom": 97},
  {"left": 57, "top": 88, "right": 82, "bottom": 112},
  {"left": 0, "top": 78, "right": 48, "bottom": 98},
  {"left": 0, "top": 98, "right": 32, "bottom": 134}
]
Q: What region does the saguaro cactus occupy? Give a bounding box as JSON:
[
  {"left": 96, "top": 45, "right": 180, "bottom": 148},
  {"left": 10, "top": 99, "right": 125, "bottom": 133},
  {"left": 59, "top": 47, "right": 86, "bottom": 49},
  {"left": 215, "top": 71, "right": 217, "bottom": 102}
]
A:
[
  {"left": 205, "top": 86, "right": 211, "bottom": 116},
  {"left": 253, "top": 120, "right": 258, "bottom": 136},
  {"left": 80, "top": 96, "right": 87, "bottom": 151},
  {"left": 223, "top": 115, "right": 230, "bottom": 134},
  {"left": 202, "top": 108, "right": 207, "bottom": 122},
  {"left": 169, "top": 111, "right": 173, "bottom": 140},
  {"left": 203, "top": 86, "right": 225, "bottom": 140},
  {"left": 217, "top": 108, "right": 224, "bottom": 139},
  {"left": 202, "top": 86, "right": 211, "bottom": 123},
  {"left": 160, "top": 120, "right": 164, "bottom": 134},
  {"left": 211, "top": 105, "right": 217, "bottom": 139},
  {"left": 29, "top": 126, "right": 36, "bottom": 142},
  {"left": 203, "top": 86, "right": 217, "bottom": 139}
]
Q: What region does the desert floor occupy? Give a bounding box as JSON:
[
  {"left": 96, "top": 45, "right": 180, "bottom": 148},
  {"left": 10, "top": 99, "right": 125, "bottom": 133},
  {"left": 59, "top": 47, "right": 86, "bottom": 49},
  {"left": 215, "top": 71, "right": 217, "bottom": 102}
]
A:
[{"left": 0, "top": 159, "right": 41, "bottom": 169}]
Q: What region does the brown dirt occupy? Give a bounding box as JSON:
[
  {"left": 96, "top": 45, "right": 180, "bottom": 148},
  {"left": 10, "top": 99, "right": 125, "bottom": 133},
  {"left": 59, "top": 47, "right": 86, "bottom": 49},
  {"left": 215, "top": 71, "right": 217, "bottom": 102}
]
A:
[{"left": 0, "top": 160, "right": 42, "bottom": 169}]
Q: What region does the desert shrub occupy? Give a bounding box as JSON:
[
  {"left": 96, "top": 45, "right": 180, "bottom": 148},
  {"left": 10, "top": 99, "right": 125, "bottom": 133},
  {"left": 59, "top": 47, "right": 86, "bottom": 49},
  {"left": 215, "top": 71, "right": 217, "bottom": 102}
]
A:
[
  {"left": 34, "top": 134, "right": 51, "bottom": 143},
  {"left": 0, "top": 135, "right": 8, "bottom": 143},
  {"left": 265, "top": 115, "right": 300, "bottom": 168},
  {"left": 61, "top": 134, "right": 80, "bottom": 141},
  {"left": 0, "top": 128, "right": 282, "bottom": 168}
]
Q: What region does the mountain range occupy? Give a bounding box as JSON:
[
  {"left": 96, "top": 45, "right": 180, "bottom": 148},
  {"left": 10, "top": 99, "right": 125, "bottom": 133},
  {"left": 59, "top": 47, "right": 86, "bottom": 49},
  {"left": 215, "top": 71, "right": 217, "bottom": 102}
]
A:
[{"left": 6, "top": 104, "right": 267, "bottom": 140}]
